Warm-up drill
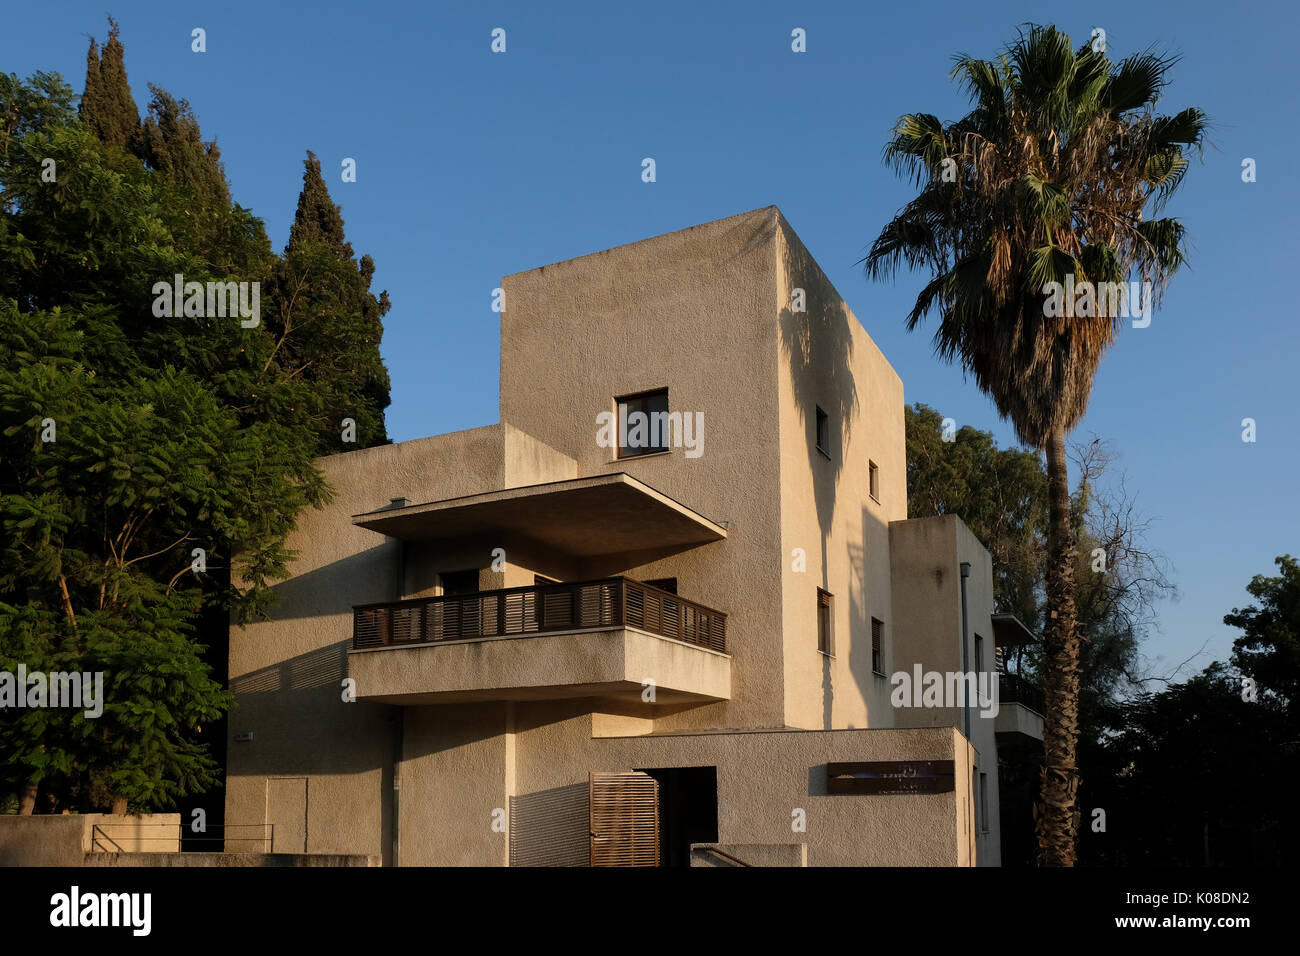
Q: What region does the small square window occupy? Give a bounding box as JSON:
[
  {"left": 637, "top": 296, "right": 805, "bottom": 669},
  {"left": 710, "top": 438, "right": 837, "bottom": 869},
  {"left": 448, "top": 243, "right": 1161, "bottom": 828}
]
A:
[
  {"left": 616, "top": 388, "right": 669, "bottom": 458},
  {"left": 871, "top": 618, "right": 885, "bottom": 675},
  {"left": 815, "top": 407, "right": 830, "bottom": 458},
  {"left": 868, "top": 460, "right": 880, "bottom": 501},
  {"left": 817, "top": 589, "right": 834, "bottom": 655}
]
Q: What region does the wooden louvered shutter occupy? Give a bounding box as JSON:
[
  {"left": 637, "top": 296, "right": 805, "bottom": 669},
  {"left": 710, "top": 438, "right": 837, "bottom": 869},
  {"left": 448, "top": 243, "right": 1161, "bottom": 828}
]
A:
[{"left": 589, "top": 772, "right": 660, "bottom": 866}]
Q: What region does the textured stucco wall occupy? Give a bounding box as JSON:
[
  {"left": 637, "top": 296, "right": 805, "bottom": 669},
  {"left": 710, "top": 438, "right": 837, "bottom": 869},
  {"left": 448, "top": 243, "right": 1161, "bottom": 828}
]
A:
[
  {"left": 397, "top": 694, "right": 973, "bottom": 866},
  {"left": 888, "top": 514, "right": 1002, "bottom": 865},
  {"left": 774, "top": 213, "right": 907, "bottom": 732},
  {"left": 500, "top": 207, "right": 785, "bottom": 732},
  {"left": 226, "top": 426, "right": 512, "bottom": 862},
  {"left": 0, "top": 813, "right": 180, "bottom": 865}
]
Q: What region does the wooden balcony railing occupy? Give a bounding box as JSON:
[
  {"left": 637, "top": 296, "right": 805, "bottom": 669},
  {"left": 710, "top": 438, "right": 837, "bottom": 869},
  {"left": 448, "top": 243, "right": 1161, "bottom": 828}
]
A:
[{"left": 354, "top": 577, "right": 726, "bottom": 653}]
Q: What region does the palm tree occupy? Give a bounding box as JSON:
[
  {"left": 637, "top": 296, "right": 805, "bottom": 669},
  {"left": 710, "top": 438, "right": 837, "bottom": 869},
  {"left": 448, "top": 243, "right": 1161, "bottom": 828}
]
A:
[{"left": 864, "top": 24, "right": 1205, "bottom": 865}]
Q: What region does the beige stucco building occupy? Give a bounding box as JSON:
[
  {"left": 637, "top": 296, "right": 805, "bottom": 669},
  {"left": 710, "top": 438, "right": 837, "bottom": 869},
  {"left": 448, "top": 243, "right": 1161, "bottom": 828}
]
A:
[{"left": 224, "top": 206, "right": 1042, "bottom": 866}]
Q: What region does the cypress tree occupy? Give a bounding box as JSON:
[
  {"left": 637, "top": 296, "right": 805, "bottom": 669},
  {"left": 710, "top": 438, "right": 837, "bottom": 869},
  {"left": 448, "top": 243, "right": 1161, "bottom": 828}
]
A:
[
  {"left": 286, "top": 151, "right": 351, "bottom": 257},
  {"left": 139, "top": 84, "right": 230, "bottom": 209},
  {"left": 267, "top": 150, "right": 390, "bottom": 449},
  {"left": 79, "top": 18, "right": 139, "bottom": 149}
]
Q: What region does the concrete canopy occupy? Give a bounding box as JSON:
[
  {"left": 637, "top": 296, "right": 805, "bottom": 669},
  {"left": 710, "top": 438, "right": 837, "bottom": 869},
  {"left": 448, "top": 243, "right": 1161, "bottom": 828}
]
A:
[
  {"left": 351, "top": 473, "right": 727, "bottom": 560},
  {"left": 991, "top": 612, "right": 1040, "bottom": 647}
]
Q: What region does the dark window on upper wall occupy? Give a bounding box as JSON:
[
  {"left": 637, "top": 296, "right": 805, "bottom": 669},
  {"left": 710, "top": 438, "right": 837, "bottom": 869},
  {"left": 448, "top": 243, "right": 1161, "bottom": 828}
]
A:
[
  {"left": 616, "top": 388, "right": 670, "bottom": 458},
  {"left": 974, "top": 633, "right": 984, "bottom": 674},
  {"left": 817, "top": 589, "right": 834, "bottom": 655},
  {"left": 815, "top": 407, "right": 830, "bottom": 458},
  {"left": 871, "top": 618, "right": 885, "bottom": 675},
  {"left": 644, "top": 578, "right": 678, "bottom": 594},
  {"left": 868, "top": 460, "right": 880, "bottom": 501},
  {"left": 440, "top": 569, "right": 480, "bottom": 595}
]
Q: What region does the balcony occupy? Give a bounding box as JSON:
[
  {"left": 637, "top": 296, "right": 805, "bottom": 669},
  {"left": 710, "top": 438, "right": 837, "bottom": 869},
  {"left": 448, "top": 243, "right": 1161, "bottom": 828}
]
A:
[
  {"left": 348, "top": 577, "right": 731, "bottom": 705},
  {"left": 995, "top": 672, "right": 1044, "bottom": 740}
]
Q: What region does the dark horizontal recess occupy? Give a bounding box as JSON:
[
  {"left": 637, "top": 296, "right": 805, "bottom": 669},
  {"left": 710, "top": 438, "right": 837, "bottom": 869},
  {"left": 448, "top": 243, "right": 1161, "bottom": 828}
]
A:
[{"left": 826, "top": 760, "right": 955, "bottom": 795}]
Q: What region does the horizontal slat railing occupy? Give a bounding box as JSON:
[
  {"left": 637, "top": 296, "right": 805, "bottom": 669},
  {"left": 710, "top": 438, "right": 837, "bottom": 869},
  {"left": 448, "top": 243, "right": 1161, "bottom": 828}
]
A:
[{"left": 354, "top": 577, "right": 725, "bottom": 653}]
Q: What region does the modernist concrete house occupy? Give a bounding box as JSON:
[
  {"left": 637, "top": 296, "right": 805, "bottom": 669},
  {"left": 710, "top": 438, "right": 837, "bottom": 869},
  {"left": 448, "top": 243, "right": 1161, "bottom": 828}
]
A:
[{"left": 223, "top": 206, "right": 1043, "bottom": 866}]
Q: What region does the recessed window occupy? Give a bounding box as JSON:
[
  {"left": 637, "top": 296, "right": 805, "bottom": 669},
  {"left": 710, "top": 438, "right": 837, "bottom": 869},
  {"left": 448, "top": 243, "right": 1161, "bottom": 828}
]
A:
[
  {"left": 871, "top": 617, "right": 885, "bottom": 675},
  {"left": 815, "top": 407, "right": 830, "bottom": 458},
  {"left": 616, "top": 388, "right": 669, "bottom": 458},
  {"left": 868, "top": 460, "right": 880, "bottom": 501},
  {"left": 974, "top": 633, "right": 984, "bottom": 674},
  {"left": 644, "top": 577, "right": 677, "bottom": 594},
  {"left": 817, "top": 589, "right": 834, "bottom": 655},
  {"left": 979, "top": 772, "right": 990, "bottom": 833},
  {"left": 440, "top": 569, "right": 479, "bottom": 596}
]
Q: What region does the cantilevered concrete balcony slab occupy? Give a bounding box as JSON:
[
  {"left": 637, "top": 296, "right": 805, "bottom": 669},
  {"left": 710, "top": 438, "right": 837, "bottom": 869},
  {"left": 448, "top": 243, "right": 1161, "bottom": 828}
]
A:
[
  {"left": 993, "top": 673, "right": 1044, "bottom": 741},
  {"left": 352, "top": 473, "right": 726, "bottom": 564},
  {"left": 347, "top": 577, "right": 730, "bottom": 705}
]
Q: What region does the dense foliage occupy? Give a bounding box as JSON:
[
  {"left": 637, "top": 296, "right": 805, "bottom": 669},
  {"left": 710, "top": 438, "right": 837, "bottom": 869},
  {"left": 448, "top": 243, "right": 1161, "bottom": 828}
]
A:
[{"left": 0, "top": 20, "right": 390, "bottom": 812}]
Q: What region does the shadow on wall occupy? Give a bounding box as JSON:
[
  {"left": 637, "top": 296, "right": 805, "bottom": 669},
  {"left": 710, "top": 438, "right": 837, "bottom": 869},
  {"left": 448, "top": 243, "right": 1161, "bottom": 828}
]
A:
[
  {"left": 847, "top": 505, "right": 890, "bottom": 727},
  {"left": 230, "top": 643, "right": 348, "bottom": 697},
  {"left": 509, "top": 782, "right": 589, "bottom": 866},
  {"left": 778, "top": 216, "right": 859, "bottom": 730},
  {"left": 265, "top": 544, "right": 395, "bottom": 622}
]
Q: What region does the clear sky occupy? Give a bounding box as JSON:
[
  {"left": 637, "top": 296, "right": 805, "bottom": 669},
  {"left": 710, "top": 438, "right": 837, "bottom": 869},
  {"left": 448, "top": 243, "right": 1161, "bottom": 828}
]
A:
[{"left": 4, "top": 0, "right": 1297, "bottom": 681}]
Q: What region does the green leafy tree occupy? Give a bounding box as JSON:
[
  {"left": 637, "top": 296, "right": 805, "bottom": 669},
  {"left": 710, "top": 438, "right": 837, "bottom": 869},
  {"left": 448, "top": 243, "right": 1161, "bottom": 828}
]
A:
[
  {"left": 1224, "top": 555, "right": 1300, "bottom": 713},
  {"left": 866, "top": 25, "right": 1205, "bottom": 864},
  {"left": 0, "top": 28, "right": 369, "bottom": 812}
]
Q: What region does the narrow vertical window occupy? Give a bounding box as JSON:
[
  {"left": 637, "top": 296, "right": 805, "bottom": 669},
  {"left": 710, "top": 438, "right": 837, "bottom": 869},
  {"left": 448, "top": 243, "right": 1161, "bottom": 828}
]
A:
[
  {"left": 871, "top": 618, "right": 885, "bottom": 675},
  {"left": 815, "top": 406, "right": 830, "bottom": 458},
  {"left": 868, "top": 460, "right": 880, "bottom": 501},
  {"left": 817, "top": 589, "right": 833, "bottom": 655}
]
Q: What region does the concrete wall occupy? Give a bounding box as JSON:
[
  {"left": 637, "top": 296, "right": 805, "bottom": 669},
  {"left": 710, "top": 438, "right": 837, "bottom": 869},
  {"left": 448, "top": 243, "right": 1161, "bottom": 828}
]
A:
[
  {"left": 0, "top": 814, "right": 180, "bottom": 866},
  {"left": 83, "top": 853, "right": 380, "bottom": 867},
  {"left": 888, "top": 514, "right": 1001, "bottom": 865},
  {"left": 774, "top": 213, "right": 906, "bottom": 731},
  {"left": 500, "top": 208, "right": 785, "bottom": 732},
  {"left": 397, "top": 695, "right": 975, "bottom": 866},
  {"left": 226, "top": 426, "right": 510, "bottom": 861}
]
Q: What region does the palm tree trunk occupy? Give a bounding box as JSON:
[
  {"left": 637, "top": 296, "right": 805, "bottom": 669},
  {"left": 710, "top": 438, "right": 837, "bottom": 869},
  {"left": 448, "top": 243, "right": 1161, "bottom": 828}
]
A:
[
  {"left": 19, "top": 782, "right": 37, "bottom": 815},
  {"left": 1037, "top": 426, "right": 1080, "bottom": 865}
]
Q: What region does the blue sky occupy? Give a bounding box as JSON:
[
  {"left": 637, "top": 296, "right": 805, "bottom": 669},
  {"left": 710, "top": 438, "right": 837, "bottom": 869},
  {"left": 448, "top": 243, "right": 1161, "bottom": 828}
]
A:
[{"left": 4, "top": 0, "right": 1297, "bottom": 681}]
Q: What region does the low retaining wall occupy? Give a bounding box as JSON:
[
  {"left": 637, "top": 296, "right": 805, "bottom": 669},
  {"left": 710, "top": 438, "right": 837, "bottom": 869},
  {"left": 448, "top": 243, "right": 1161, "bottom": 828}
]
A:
[
  {"left": 0, "top": 814, "right": 180, "bottom": 866},
  {"left": 84, "top": 852, "right": 381, "bottom": 867}
]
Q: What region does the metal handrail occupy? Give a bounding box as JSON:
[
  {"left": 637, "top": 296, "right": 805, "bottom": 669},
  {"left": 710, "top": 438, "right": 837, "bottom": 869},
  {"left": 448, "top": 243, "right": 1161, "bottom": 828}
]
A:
[{"left": 354, "top": 576, "right": 727, "bottom": 653}]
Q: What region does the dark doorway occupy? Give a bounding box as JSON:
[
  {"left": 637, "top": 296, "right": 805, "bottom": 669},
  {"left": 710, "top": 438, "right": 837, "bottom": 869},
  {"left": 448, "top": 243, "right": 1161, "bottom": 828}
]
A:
[{"left": 637, "top": 766, "right": 718, "bottom": 866}]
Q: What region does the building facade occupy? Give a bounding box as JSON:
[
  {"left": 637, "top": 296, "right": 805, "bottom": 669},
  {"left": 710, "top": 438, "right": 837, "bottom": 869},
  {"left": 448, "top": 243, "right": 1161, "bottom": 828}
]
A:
[{"left": 223, "top": 206, "right": 1042, "bottom": 866}]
